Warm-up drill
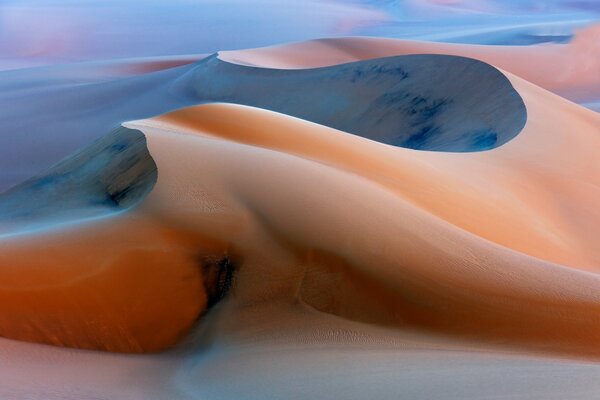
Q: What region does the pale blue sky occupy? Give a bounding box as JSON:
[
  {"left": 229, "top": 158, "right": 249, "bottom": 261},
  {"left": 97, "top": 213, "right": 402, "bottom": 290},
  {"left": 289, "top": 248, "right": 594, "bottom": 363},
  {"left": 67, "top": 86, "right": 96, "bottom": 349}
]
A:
[{"left": 0, "top": 0, "right": 597, "bottom": 69}]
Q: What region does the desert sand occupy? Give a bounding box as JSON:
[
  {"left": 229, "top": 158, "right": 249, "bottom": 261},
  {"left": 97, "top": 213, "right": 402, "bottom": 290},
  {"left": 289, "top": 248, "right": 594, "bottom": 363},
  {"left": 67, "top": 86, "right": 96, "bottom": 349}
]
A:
[{"left": 0, "top": 36, "right": 598, "bottom": 398}]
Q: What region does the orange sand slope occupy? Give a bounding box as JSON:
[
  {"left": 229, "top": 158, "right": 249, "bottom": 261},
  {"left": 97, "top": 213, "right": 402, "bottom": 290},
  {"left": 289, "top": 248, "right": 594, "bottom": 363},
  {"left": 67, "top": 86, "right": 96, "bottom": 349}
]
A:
[{"left": 0, "top": 128, "right": 210, "bottom": 352}]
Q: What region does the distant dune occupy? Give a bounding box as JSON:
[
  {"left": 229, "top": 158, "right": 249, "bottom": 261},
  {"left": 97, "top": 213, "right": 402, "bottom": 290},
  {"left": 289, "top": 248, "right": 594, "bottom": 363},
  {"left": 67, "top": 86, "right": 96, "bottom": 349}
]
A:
[{"left": 221, "top": 24, "right": 600, "bottom": 107}]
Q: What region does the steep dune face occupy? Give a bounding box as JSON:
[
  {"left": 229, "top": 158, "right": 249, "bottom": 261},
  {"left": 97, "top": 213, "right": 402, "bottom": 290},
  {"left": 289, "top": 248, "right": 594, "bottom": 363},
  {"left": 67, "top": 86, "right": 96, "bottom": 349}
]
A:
[
  {"left": 147, "top": 90, "right": 600, "bottom": 272},
  {"left": 0, "top": 52, "right": 525, "bottom": 189},
  {"left": 0, "top": 50, "right": 596, "bottom": 357},
  {"left": 187, "top": 54, "right": 526, "bottom": 151},
  {"left": 0, "top": 127, "right": 156, "bottom": 234},
  {"left": 0, "top": 62, "right": 202, "bottom": 191},
  {"left": 5, "top": 26, "right": 597, "bottom": 190}
]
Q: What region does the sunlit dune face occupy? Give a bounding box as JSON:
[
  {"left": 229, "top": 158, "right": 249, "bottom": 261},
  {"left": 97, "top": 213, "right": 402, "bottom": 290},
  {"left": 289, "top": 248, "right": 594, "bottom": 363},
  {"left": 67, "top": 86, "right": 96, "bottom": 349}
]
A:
[
  {"left": 125, "top": 94, "right": 599, "bottom": 358},
  {"left": 0, "top": 219, "right": 203, "bottom": 352},
  {"left": 0, "top": 215, "right": 241, "bottom": 352}
]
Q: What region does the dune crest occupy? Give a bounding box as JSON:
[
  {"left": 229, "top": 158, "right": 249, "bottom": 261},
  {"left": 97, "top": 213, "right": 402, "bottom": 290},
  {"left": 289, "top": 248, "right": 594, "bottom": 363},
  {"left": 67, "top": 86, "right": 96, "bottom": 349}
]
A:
[
  {"left": 0, "top": 127, "right": 156, "bottom": 235},
  {"left": 219, "top": 24, "right": 600, "bottom": 108},
  {"left": 120, "top": 83, "right": 598, "bottom": 357},
  {"left": 187, "top": 54, "right": 526, "bottom": 151},
  {"left": 0, "top": 36, "right": 599, "bottom": 400}
]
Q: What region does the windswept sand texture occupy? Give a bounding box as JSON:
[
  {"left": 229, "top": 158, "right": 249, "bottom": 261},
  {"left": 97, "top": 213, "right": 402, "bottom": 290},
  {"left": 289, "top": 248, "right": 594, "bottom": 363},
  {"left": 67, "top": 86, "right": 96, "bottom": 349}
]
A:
[{"left": 0, "top": 8, "right": 599, "bottom": 399}]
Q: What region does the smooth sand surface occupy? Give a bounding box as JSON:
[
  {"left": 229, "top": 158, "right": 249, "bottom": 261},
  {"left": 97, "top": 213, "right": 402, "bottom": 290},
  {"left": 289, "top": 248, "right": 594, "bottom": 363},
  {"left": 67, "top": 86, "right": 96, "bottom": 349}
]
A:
[
  {"left": 0, "top": 215, "right": 207, "bottom": 352},
  {"left": 0, "top": 37, "right": 598, "bottom": 398},
  {"left": 121, "top": 81, "right": 600, "bottom": 355}
]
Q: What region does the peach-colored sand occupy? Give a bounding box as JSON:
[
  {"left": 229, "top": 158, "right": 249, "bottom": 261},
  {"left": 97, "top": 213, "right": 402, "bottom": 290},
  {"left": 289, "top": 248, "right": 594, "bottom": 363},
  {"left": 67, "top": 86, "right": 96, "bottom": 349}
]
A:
[
  {"left": 121, "top": 80, "right": 600, "bottom": 356},
  {"left": 0, "top": 38, "right": 599, "bottom": 398}
]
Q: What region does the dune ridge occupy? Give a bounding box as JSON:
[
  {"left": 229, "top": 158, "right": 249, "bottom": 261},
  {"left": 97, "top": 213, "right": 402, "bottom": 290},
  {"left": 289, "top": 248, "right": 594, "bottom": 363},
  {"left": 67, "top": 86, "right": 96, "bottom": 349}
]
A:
[
  {"left": 0, "top": 33, "right": 599, "bottom": 399},
  {"left": 220, "top": 24, "right": 600, "bottom": 109},
  {"left": 121, "top": 95, "right": 600, "bottom": 358},
  {"left": 0, "top": 48, "right": 597, "bottom": 356},
  {"left": 185, "top": 54, "right": 526, "bottom": 151},
  {"left": 3, "top": 28, "right": 598, "bottom": 189},
  {"left": 0, "top": 126, "right": 223, "bottom": 352},
  {"left": 0, "top": 127, "right": 157, "bottom": 235}
]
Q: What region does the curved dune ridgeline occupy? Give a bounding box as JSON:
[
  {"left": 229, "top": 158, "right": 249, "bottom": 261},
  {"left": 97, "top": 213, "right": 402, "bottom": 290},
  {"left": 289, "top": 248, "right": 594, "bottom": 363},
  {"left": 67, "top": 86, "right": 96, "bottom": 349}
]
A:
[
  {"left": 125, "top": 91, "right": 599, "bottom": 358},
  {"left": 185, "top": 54, "right": 527, "bottom": 151},
  {"left": 0, "top": 38, "right": 599, "bottom": 399},
  {"left": 2, "top": 28, "right": 599, "bottom": 190},
  {"left": 0, "top": 127, "right": 157, "bottom": 234},
  {"left": 0, "top": 52, "right": 531, "bottom": 192}
]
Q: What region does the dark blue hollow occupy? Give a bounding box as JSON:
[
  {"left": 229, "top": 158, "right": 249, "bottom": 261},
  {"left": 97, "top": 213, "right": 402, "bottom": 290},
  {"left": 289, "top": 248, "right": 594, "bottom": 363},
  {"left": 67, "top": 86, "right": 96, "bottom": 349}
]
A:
[{"left": 185, "top": 53, "right": 527, "bottom": 152}]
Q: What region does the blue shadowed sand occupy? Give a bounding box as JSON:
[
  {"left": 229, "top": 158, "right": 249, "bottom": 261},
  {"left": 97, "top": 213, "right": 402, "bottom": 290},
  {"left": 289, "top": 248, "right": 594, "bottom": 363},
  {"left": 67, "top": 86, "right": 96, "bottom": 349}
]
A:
[
  {"left": 0, "top": 127, "right": 157, "bottom": 234},
  {"left": 0, "top": 54, "right": 526, "bottom": 191}
]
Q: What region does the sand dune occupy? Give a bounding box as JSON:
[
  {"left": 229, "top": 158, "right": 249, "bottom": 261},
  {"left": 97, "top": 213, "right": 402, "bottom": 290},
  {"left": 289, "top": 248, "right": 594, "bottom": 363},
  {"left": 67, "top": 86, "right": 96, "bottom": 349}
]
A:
[
  {"left": 0, "top": 127, "right": 157, "bottom": 233},
  {"left": 3, "top": 25, "right": 598, "bottom": 188},
  {"left": 0, "top": 52, "right": 526, "bottom": 189},
  {"left": 0, "top": 58, "right": 598, "bottom": 355},
  {"left": 0, "top": 127, "right": 210, "bottom": 352},
  {"left": 0, "top": 31, "right": 599, "bottom": 399},
  {"left": 123, "top": 87, "right": 599, "bottom": 356}
]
